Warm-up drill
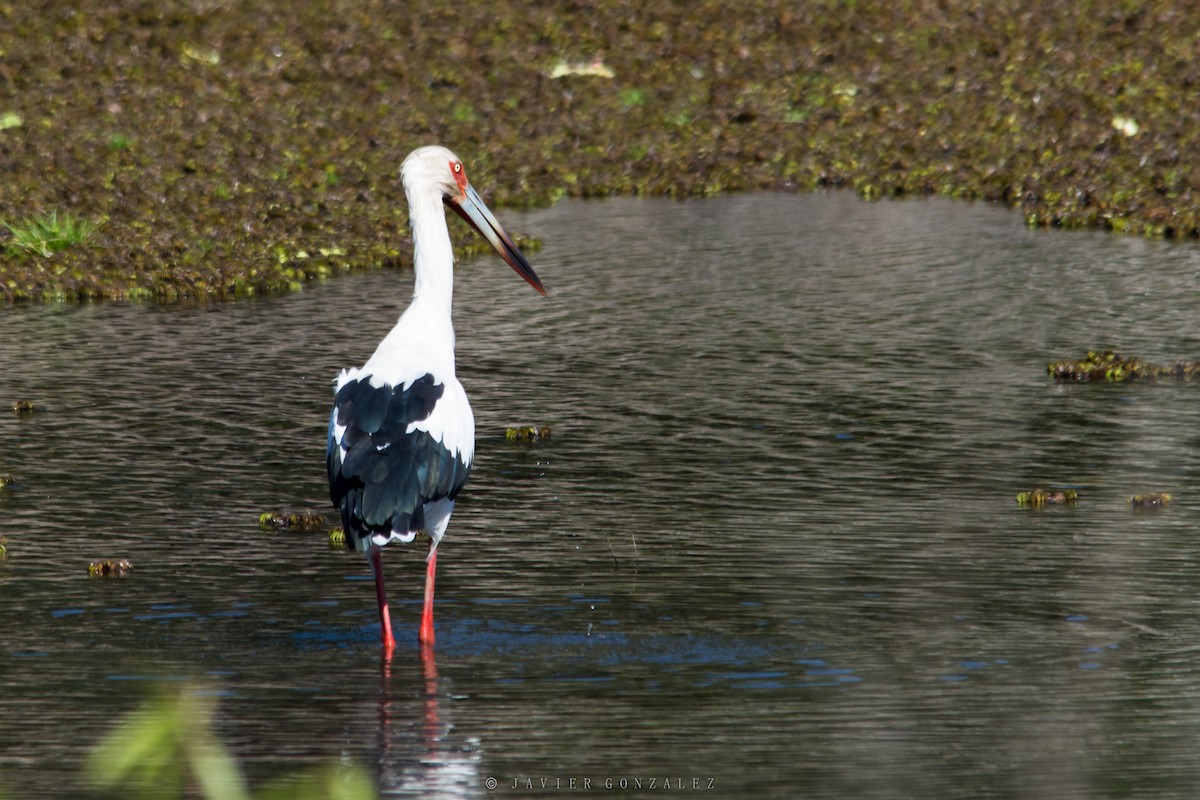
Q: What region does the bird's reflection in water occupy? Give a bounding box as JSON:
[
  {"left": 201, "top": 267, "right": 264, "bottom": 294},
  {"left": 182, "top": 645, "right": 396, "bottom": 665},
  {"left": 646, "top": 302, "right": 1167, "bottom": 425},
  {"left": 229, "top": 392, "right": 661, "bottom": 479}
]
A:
[{"left": 375, "top": 646, "right": 483, "bottom": 798}]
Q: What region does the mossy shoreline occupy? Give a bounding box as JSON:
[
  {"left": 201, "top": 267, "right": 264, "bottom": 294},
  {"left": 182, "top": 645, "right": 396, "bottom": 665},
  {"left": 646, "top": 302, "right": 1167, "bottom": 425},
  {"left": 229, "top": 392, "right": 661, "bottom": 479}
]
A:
[{"left": 1, "top": 1, "right": 1198, "bottom": 303}]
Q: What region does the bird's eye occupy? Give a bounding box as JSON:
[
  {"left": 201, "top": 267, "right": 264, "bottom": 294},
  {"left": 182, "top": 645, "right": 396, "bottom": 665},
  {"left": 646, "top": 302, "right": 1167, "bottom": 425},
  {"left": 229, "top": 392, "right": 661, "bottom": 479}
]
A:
[{"left": 450, "top": 161, "right": 469, "bottom": 194}]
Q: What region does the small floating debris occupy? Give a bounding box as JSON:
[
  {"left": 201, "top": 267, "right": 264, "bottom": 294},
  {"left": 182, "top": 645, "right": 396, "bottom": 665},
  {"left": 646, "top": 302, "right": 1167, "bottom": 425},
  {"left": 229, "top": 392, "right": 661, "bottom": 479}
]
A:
[
  {"left": 258, "top": 510, "right": 326, "bottom": 532},
  {"left": 505, "top": 425, "right": 552, "bottom": 442},
  {"left": 548, "top": 57, "right": 615, "bottom": 79},
  {"left": 0, "top": 536, "right": 8, "bottom": 561},
  {"left": 180, "top": 43, "right": 221, "bottom": 66},
  {"left": 1130, "top": 493, "right": 1171, "bottom": 509},
  {"left": 1048, "top": 350, "right": 1200, "bottom": 382},
  {"left": 328, "top": 527, "right": 346, "bottom": 548},
  {"left": 1111, "top": 115, "right": 1140, "bottom": 137},
  {"left": 88, "top": 559, "right": 133, "bottom": 577},
  {"left": 0, "top": 474, "right": 16, "bottom": 487},
  {"left": 1016, "top": 488, "right": 1078, "bottom": 508},
  {"left": 12, "top": 400, "right": 46, "bottom": 415}
]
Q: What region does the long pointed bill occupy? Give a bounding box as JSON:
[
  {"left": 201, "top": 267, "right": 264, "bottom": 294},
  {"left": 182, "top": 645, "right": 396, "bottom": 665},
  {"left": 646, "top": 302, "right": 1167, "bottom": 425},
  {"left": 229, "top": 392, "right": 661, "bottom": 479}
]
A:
[{"left": 447, "top": 184, "right": 547, "bottom": 295}]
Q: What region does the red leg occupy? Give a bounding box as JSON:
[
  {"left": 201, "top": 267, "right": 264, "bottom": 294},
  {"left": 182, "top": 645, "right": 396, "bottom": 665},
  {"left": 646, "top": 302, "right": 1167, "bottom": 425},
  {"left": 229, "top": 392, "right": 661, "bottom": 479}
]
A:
[
  {"left": 370, "top": 547, "right": 396, "bottom": 652},
  {"left": 419, "top": 543, "right": 437, "bottom": 645}
]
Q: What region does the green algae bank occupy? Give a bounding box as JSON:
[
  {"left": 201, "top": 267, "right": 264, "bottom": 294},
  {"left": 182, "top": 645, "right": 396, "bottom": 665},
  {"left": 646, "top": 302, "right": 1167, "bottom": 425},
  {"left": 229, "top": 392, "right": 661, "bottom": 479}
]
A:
[{"left": 1, "top": 1, "right": 1198, "bottom": 302}]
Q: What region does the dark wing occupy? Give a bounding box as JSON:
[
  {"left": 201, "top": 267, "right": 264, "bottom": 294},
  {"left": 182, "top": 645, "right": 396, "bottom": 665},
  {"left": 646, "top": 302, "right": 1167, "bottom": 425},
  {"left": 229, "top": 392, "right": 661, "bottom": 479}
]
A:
[{"left": 327, "top": 373, "right": 471, "bottom": 551}]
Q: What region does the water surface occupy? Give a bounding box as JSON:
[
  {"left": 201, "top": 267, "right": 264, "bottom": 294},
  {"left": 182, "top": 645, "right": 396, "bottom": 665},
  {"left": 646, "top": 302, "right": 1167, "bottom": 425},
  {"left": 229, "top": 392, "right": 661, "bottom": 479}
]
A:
[{"left": 3, "top": 192, "right": 1200, "bottom": 798}]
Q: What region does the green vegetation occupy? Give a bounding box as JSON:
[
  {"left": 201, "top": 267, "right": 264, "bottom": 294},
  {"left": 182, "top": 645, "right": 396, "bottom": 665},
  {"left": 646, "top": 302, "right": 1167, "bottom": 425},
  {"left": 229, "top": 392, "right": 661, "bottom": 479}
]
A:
[
  {"left": 1016, "top": 489, "right": 1078, "bottom": 508},
  {"left": 87, "top": 558, "right": 133, "bottom": 577},
  {"left": 1, "top": 1, "right": 1199, "bottom": 302},
  {"left": 3, "top": 210, "right": 99, "bottom": 257},
  {"left": 87, "top": 684, "right": 373, "bottom": 799},
  {"left": 258, "top": 510, "right": 327, "bottom": 532},
  {"left": 1049, "top": 350, "right": 1200, "bottom": 382},
  {"left": 505, "top": 425, "right": 553, "bottom": 442},
  {"left": 1130, "top": 493, "right": 1171, "bottom": 509}
]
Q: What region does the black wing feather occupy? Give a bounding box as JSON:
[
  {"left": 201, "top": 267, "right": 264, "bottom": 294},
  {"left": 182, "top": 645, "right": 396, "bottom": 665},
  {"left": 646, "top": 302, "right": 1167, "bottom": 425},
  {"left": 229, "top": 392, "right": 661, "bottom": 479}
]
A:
[{"left": 327, "top": 373, "right": 471, "bottom": 552}]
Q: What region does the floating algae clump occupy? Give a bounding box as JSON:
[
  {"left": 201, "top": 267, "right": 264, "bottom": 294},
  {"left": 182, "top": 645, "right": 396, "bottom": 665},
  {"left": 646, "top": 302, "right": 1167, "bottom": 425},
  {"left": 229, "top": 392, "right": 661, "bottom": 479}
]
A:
[
  {"left": 259, "top": 511, "right": 326, "bottom": 532},
  {"left": 1049, "top": 351, "right": 1200, "bottom": 382},
  {"left": 12, "top": 400, "right": 46, "bottom": 414},
  {"left": 1016, "top": 489, "right": 1078, "bottom": 508},
  {"left": 88, "top": 559, "right": 133, "bottom": 577},
  {"left": 505, "top": 425, "right": 552, "bottom": 442},
  {"left": 1130, "top": 493, "right": 1171, "bottom": 509}
]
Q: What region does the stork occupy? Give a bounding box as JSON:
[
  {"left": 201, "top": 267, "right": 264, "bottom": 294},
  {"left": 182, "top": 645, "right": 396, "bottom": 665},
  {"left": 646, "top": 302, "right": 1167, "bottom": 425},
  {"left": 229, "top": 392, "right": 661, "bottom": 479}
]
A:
[{"left": 326, "top": 145, "right": 546, "bottom": 651}]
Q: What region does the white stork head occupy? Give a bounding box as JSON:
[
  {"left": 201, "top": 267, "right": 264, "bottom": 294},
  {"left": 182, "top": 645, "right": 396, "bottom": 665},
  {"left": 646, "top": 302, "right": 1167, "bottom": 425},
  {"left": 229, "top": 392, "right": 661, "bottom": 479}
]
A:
[{"left": 401, "top": 145, "right": 546, "bottom": 295}]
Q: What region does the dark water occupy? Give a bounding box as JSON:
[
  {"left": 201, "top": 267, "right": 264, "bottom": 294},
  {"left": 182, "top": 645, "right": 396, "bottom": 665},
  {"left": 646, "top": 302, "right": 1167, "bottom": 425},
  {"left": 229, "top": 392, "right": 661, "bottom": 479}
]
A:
[{"left": 3, "top": 192, "right": 1200, "bottom": 798}]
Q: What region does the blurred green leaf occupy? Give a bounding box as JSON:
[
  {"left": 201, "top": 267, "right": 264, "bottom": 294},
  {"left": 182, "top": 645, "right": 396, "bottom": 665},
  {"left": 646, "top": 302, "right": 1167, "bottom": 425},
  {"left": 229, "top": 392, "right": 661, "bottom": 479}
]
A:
[
  {"left": 88, "top": 692, "right": 184, "bottom": 796},
  {"left": 87, "top": 685, "right": 249, "bottom": 800},
  {"left": 192, "top": 739, "right": 252, "bottom": 800},
  {"left": 256, "top": 765, "right": 376, "bottom": 800},
  {"left": 88, "top": 683, "right": 373, "bottom": 800}
]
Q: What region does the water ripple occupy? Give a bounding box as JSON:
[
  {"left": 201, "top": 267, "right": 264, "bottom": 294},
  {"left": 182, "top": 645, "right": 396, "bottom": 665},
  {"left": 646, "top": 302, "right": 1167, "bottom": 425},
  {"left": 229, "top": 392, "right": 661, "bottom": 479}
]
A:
[{"left": 4, "top": 194, "right": 1200, "bottom": 797}]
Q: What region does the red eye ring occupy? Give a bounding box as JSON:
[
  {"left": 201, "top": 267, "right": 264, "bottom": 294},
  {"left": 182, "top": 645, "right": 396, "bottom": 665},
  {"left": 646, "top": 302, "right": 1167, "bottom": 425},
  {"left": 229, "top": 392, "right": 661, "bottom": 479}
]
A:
[{"left": 450, "top": 160, "right": 468, "bottom": 194}]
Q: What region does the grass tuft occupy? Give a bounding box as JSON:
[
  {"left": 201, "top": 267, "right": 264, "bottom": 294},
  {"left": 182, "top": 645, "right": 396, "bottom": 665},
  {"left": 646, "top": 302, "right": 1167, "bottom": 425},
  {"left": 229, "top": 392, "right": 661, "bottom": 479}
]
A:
[{"left": 2, "top": 210, "right": 99, "bottom": 257}]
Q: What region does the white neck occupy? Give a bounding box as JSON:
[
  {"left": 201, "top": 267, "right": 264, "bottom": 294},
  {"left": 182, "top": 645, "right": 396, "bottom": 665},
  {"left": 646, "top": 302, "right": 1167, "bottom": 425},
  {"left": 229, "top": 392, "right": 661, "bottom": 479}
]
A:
[
  {"left": 409, "top": 190, "right": 455, "bottom": 316},
  {"left": 358, "top": 189, "right": 458, "bottom": 388}
]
